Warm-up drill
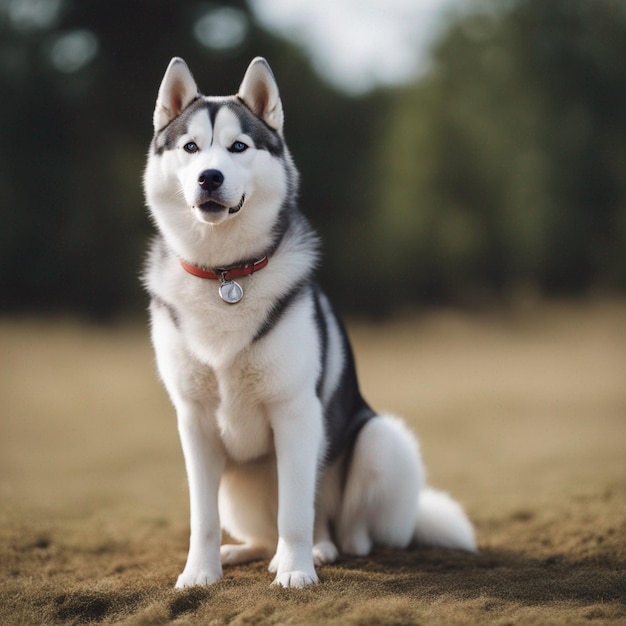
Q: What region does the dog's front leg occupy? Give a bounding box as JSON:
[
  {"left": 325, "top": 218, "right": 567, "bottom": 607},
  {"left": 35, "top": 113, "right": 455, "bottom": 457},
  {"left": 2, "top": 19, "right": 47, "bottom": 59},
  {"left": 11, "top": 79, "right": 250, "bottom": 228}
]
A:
[
  {"left": 175, "top": 401, "right": 225, "bottom": 588},
  {"left": 270, "top": 397, "right": 323, "bottom": 588}
]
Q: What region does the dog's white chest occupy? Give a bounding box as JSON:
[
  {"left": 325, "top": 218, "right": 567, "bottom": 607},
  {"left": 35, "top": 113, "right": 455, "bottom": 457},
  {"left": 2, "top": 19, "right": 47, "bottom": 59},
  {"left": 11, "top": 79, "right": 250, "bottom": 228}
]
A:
[
  {"left": 217, "top": 406, "right": 273, "bottom": 463},
  {"left": 213, "top": 358, "right": 275, "bottom": 463},
  {"left": 178, "top": 289, "right": 262, "bottom": 369},
  {"left": 216, "top": 390, "right": 273, "bottom": 463}
]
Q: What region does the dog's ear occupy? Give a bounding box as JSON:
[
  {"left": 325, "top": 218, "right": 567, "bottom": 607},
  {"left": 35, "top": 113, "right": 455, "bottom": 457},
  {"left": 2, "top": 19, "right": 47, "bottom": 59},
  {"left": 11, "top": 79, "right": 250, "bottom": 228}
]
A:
[
  {"left": 238, "top": 57, "right": 284, "bottom": 134},
  {"left": 153, "top": 57, "right": 199, "bottom": 132}
]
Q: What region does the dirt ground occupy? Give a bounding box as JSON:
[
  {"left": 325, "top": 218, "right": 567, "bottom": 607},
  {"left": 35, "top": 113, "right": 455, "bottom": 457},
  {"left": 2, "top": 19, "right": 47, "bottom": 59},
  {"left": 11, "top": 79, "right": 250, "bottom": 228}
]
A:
[{"left": 1, "top": 300, "right": 624, "bottom": 625}]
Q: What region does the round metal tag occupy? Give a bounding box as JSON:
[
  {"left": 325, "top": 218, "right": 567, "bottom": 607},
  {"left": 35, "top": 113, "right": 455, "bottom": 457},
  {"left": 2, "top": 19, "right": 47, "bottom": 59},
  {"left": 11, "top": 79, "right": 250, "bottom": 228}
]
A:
[{"left": 219, "top": 279, "right": 243, "bottom": 304}]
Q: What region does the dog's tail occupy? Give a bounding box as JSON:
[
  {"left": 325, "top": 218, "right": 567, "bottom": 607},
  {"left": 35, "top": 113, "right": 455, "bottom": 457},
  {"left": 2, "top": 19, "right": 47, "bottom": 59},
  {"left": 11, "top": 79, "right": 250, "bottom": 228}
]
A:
[{"left": 413, "top": 487, "right": 477, "bottom": 552}]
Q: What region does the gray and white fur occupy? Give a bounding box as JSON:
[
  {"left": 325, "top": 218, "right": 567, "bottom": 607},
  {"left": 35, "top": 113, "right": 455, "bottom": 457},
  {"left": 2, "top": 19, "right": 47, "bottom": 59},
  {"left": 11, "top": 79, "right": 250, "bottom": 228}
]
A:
[{"left": 143, "top": 57, "right": 476, "bottom": 589}]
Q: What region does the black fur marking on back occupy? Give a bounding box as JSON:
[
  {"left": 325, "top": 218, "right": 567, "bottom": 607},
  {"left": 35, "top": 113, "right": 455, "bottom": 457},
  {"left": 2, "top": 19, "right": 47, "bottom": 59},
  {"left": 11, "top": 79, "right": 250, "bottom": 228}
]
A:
[
  {"left": 312, "top": 286, "right": 329, "bottom": 399},
  {"left": 320, "top": 300, "right": 376, "bottom": 466},
  {"left": 252, "top": 279, "right": 311, "bottom": 343}
]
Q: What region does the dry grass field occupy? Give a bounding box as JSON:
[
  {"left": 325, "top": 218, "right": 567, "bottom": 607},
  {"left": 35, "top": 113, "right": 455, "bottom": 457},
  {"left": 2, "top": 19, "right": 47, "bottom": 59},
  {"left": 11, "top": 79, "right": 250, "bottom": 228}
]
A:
[{"left": 1, "top": 300, "right": 625, "bottom": 625}]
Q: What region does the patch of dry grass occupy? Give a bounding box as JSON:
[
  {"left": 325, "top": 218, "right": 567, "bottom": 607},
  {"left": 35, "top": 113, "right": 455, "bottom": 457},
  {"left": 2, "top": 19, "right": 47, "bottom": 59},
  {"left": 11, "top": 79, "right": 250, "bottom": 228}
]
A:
[{"left": 1, "top": 301, "right": 625, "bottom": 625}]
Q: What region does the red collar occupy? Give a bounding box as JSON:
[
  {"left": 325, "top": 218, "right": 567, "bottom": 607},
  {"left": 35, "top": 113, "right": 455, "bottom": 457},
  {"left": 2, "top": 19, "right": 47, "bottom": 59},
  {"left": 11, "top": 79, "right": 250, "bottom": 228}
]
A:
[{"left": 179, "top": 256, "right": 269, "bottom": 281}]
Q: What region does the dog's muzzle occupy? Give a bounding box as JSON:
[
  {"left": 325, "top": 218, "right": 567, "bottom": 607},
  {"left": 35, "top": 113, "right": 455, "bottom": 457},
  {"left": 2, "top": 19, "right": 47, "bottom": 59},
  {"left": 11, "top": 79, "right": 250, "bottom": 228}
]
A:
[{"left": 196, "top": 168, "right": 245, "bottom": 215}]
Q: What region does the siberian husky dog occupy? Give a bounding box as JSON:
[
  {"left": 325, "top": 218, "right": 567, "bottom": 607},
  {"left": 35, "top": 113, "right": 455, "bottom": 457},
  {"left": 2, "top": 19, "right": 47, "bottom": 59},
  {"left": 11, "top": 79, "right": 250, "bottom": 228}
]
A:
[{"left": 143, "top": 57, "right": 476, "bottom": 589}]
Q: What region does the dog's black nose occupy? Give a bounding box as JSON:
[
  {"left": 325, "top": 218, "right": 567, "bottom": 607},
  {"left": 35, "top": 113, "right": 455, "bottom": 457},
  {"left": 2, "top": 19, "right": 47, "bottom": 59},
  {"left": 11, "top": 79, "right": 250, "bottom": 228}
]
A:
[{"left": 198, "top": 169, "right": 224, "bottom": 191}]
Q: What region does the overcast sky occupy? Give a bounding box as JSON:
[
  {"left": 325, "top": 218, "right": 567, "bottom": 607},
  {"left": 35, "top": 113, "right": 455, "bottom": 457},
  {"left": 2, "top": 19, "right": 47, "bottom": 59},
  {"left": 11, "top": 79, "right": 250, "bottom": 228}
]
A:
[{"left": 251, "top": 0, "right": 474, "bottom": 93}]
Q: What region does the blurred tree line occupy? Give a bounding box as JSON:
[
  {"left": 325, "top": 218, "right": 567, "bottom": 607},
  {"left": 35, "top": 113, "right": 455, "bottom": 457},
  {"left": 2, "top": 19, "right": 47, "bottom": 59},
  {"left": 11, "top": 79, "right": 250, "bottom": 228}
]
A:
[
  {"left": 0, "top": 0, "right": 624, "bottom": 319},
  {"left": 357, "top": 0, "right": 626, "bottom": 312}
]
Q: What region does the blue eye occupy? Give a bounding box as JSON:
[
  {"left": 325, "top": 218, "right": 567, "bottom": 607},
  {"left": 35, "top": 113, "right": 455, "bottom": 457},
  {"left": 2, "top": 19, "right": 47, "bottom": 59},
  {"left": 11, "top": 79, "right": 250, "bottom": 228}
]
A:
[
  {"left": 229, "top": 141, "right": 248, "bottom": 153},
  {"left": 183, "top": 141, "right": 199, "bottom": 153}
]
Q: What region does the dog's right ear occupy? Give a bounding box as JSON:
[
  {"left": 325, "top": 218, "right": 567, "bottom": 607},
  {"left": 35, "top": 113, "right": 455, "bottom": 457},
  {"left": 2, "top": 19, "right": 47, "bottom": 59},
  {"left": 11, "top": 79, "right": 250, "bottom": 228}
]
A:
[{"left": 153, "top": 57, "right": 199, "bottom": 132}]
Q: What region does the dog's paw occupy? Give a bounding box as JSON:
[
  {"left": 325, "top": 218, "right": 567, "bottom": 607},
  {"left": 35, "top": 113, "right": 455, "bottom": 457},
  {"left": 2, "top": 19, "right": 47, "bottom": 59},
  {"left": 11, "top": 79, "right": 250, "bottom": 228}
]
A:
[
  {"left": 313, "top": 540, "right": 338, "bottom": 566},
  {"left": 340, "top": 529, "right": 373, "bottom": 557},
  {"left": 272, "top": 570, "right": 319, "bottom": 588},
  {"left": 175, "top": 568, "right": 222, "bottom": 588}
]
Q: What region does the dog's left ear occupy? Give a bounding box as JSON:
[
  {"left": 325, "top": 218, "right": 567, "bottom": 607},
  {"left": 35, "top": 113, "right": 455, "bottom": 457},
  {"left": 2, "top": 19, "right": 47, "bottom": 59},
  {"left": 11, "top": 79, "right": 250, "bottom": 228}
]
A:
[
  {"left": 238, "top": 57, "right": 284, "bottom": 135},
  {"left": 154, "top": 57, "right": 199, "bottom": 132}
]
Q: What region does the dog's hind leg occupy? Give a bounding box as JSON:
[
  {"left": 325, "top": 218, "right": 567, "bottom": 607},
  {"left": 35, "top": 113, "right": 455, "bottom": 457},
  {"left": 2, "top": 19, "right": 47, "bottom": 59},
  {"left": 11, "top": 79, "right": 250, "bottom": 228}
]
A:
[
  {"left": 218, "top": 461, "right": 277, "bottom": 566},
  {"left": 337, "top": 415, "right": 425, "bottom": 555},
  {"left": 337, "top": 415, "right": 476, "bottom": 555}
]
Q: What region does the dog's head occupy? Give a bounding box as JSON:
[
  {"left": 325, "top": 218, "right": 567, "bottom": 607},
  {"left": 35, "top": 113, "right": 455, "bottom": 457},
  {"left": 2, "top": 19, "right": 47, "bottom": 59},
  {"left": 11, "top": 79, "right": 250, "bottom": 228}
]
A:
[{"left": 145, "top": 57, "right": 294, "bottom": 258}]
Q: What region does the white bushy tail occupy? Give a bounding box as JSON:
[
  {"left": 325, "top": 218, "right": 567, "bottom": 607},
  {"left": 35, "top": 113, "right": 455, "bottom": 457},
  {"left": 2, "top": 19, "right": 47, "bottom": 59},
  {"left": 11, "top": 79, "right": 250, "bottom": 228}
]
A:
[{"left": 414, "top": 487, "right": 477, "bottom": 552}]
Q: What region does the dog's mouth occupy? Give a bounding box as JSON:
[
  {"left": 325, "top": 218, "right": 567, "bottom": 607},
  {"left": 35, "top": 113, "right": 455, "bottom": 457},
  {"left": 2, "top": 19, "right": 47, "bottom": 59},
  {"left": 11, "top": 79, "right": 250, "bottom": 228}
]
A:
[{"left": 197, "top": 194, "right": 245, "bottom": 215}]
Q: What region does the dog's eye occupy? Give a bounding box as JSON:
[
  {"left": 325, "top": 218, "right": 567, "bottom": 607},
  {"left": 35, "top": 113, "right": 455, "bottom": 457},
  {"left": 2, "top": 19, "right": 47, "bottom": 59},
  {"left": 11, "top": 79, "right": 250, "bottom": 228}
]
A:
[
  {"left": 229, "top": 141, "right": 248, "bottom": 154},
  {"left": 183, "top": 141, "right": 199, "bottom": 154}
]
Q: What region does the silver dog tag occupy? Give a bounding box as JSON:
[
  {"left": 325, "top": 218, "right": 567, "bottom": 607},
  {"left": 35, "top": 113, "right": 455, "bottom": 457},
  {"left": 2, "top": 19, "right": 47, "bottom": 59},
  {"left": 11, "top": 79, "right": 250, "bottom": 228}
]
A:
[{"left": 219, "top": 279, "right": 243, "bottom": 304}]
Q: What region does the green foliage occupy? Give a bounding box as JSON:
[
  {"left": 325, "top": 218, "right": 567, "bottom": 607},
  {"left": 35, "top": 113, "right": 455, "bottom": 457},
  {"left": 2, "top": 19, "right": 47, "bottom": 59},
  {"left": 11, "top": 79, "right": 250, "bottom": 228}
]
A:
[
  {"left": 0, "top": 0, "right": 624, "bottom": 317},
  {"left": 362, "top": 0, "right": 626, "bottom": 310}
]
